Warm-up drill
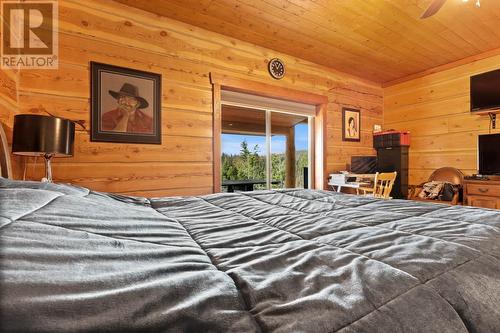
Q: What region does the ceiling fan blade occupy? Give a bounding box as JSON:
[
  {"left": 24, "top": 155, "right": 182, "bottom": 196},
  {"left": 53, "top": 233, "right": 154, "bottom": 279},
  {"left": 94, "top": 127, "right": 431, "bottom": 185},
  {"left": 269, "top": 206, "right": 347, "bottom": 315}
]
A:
[{"left": 420, "top": 0, "right": 447, "bottom": 19}]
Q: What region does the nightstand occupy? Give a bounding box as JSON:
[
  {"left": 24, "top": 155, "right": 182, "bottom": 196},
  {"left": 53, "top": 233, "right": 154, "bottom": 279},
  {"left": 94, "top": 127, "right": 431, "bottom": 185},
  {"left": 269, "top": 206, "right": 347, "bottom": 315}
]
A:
[{"left": 464, "top": 179, "right": 500, "bottom": 209}]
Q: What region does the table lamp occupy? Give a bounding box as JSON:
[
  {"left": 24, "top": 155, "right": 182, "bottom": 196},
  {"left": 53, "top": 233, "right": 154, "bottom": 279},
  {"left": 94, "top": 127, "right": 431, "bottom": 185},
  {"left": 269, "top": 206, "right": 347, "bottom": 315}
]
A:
[{"left": 12, "top": 114, "right": 75, "bottom": 182}]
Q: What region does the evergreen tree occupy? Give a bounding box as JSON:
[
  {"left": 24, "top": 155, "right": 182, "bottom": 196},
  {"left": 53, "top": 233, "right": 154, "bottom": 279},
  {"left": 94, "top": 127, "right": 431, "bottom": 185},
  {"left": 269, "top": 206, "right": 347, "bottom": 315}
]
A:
[{"left": 221, "top": 137, "right": 308, "bottom": 189}]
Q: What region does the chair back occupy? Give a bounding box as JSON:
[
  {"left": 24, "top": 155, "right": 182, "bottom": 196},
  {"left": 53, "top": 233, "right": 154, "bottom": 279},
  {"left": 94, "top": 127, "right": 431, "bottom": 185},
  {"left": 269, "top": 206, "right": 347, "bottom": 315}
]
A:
[
  {"left": 373, "top": 172, "right": 397, "bottom": 199},
  {"left": 0, "top": 122, "right": 13, "bottom": 179},
  {"left": 428, "top": 167, "right": 464, "bottom": 186}
]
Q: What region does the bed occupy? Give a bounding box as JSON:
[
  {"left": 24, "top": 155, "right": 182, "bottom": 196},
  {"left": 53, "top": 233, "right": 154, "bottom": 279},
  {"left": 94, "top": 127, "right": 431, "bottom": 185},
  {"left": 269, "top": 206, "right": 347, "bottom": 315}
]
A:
[{"left": 1, "top": 177, "right": 499, "bottom": 333}]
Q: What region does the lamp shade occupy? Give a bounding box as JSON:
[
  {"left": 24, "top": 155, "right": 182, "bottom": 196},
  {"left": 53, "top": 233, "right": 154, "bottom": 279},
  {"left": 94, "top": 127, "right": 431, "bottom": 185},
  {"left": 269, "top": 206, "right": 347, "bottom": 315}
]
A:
[{"left": 12, "top": 115, "right": 75, "bottom": 157}]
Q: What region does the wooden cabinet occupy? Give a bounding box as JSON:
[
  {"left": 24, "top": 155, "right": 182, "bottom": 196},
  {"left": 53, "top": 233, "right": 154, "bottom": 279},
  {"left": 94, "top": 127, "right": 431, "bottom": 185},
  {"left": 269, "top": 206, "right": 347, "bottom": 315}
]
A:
[{"left": 464, "top": 179, "right": 500, "bottom": 209}]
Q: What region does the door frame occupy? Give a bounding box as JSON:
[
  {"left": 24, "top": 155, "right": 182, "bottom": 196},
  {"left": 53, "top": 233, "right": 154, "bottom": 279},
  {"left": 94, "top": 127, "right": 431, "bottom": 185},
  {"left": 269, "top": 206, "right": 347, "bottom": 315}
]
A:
[{"left": 210, "top": 72, "right": 328, "bottom": 192}]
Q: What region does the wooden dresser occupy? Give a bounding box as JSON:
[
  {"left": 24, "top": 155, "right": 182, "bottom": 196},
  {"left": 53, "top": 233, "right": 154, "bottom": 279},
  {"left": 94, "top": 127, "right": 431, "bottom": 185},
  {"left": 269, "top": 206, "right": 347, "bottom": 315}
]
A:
[{"left": 464, "top": 179, "right": 500, "bottom": 209}]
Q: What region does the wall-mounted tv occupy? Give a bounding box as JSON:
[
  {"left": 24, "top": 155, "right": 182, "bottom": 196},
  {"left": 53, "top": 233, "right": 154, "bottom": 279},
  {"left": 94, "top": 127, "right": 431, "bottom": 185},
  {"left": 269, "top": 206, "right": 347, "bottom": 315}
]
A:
[
  {"left": 478, "top": 134, "right": 500, "bottom": 175},
  {"left": 470, "top": 69, "right": 500, "bottom": 112}
]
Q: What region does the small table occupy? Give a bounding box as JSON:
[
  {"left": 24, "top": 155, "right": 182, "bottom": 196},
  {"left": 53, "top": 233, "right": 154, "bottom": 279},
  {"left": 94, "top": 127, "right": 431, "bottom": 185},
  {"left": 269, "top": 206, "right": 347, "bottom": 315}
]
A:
[
  {"left": 346, "top": 173, "right": 376, "bottom": 180},
  {"left": 222, "top": 180, "right": 281, "bottom": 192},
  {"left": 328, "top": 181, "right": 369, "bottom": 193},
  {"left": 328, "top": 173, "right": 376, "bottom": 193}
]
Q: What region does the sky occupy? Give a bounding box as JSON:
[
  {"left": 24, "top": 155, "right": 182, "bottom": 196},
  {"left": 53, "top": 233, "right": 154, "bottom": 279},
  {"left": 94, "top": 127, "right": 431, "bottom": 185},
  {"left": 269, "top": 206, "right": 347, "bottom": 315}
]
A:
[{"left": 222, "top": 124, "right": 308, "bottom": 155}]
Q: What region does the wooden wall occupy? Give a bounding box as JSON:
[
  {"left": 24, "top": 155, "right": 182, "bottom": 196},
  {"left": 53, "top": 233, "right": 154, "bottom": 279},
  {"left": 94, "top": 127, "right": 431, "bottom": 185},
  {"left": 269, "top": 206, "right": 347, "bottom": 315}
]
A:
[
  {"left": 384, "top": 54, "right": 500, "bottom": 185},
  {"left": 0, "top": 66, "right": 21, "bottom": 179},
  {"left": 0, "top": 70, "right": 17, "bottom": 132},
  {"left": 3, "top": 0, "right": 382, "bottom": 197}
]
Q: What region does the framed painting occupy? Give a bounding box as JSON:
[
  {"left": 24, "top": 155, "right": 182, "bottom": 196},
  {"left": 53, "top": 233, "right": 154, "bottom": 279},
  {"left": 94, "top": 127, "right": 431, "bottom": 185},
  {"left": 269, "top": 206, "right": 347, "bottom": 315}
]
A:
[
  {"left": 342, "top": 107, "right": 360, "bottom": 142},
  {"left": 90, "top": 62, "right": 162, "bottom": 144}
]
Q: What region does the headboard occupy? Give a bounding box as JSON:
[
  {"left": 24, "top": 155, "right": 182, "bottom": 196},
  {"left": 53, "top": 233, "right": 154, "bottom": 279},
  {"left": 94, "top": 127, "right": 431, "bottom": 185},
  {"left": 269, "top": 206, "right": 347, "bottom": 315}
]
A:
[{"left": 0, "top": 122, "right": 13, "bottom": 179}]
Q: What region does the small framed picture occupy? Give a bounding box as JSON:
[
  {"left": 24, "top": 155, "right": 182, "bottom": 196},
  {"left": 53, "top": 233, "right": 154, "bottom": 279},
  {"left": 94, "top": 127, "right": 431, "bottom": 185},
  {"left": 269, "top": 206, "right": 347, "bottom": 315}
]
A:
[
  {"left": 91, "top": 62, "right": 162, "bottom": 144},
  {"left": 342, "top": 107, "right": 360, "bottom": 142}
]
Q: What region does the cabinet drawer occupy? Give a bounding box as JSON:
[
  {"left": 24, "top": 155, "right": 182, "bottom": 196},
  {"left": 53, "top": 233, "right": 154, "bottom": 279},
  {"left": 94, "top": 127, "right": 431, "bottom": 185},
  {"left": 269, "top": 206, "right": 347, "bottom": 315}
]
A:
[
  {"left": 466, "top": 195, "right": 500, "bottom": 209},
  {"left": 466, "top": 184, "right": 500, "bottom": 197}
]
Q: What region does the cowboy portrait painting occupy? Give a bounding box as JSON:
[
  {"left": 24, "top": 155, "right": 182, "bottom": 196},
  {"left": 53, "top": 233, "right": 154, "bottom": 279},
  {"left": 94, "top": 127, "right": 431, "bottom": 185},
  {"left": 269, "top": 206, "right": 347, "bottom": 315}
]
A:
[
  {"left": 102, "top": 83, "right": 153, "bottom": 134},
  {"left": 91, "top": 62, "right": 161, "bottom": 144},
  {"left": 342, "top": 107, "right": 361, "bottom": 142}
]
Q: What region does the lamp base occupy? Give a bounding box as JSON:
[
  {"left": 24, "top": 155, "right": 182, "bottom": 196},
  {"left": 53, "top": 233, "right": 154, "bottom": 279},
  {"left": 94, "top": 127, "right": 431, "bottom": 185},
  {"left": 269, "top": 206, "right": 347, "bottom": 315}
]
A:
[{"left": 43, "top": 153, "right": 54, "bottom": 183}]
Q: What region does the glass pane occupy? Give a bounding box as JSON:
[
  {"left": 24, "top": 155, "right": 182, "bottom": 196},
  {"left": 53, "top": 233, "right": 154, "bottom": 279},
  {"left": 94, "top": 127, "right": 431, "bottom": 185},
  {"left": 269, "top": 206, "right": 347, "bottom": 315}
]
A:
[
  {"left": 295, "top": 123, "right": 310, "bottom": 189},
  {"left": 271, "top": 112, "right": 309, "bottom": 189},
  {"left": 221, "top": 105, "right": 267, "bottom": 192}
]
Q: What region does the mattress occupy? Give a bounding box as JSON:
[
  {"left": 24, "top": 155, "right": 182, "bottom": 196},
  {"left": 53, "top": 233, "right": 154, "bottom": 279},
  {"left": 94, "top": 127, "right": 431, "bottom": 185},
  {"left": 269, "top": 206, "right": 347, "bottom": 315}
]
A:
[{"left": 1, "top": 178, "right": 499, "bottom": 332}]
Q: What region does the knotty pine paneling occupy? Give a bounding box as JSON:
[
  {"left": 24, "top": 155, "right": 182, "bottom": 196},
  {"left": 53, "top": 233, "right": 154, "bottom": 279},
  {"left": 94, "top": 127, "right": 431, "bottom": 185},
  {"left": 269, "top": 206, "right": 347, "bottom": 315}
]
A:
[
  {"left": 0, "top": 70, "right": 17, "bottom": 132},
  {"left": 4, "top": 0, "right": 383, "bottom": 196},
  {"left": 0, "top": 70, "right": 17, "bottom": 104},
  {"left": 115, "top": 0, "right": 500, "bottom": 83},
  {"left": 327, "top": 82, "right": 382, "bottom": 173},
  {"left": 384, "top": 53, "right": 500, "bottom": 185},
  {"left": 0, "top": 68, "right": 23, "bottom": 179},
  {"left": 25, "top": 161, "right": 213, "bottom": 193}
]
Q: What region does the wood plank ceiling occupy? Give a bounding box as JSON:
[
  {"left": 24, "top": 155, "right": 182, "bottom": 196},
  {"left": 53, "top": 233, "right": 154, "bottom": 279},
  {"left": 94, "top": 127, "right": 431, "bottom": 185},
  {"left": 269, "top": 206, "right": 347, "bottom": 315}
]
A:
[{"left": 114, "top": 0, "right": 500, "bottom": 83}]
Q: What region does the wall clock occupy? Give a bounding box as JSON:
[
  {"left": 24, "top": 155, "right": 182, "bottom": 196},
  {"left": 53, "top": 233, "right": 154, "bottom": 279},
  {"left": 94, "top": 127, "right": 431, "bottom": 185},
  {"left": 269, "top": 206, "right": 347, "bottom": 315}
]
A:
[{"left": 268, "top": 58, "right": 285, "bottom": 80}]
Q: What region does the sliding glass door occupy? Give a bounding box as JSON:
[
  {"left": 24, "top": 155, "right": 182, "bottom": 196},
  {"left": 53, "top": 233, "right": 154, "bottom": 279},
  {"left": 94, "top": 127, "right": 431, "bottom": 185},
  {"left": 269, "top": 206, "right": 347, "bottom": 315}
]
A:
[
  {"left": 221, "top": 106, "right": 267, "bottom": 192},
  {"left": 270, "top": 112, "right": 309, "bottom": 189},
  {"left": 221, "top": 104, "right": 312, "bottom": 192}
]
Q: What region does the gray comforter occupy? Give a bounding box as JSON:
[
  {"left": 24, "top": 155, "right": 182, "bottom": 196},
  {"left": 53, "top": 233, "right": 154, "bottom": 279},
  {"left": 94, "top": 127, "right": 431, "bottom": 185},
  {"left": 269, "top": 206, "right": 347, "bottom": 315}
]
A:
[{"left": 1, "top": 178, "right": 499, "bottom": 333}]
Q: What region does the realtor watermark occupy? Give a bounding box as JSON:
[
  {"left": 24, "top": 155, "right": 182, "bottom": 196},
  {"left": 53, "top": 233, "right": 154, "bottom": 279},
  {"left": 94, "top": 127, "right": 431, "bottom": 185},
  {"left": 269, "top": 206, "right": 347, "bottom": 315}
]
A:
[{"left": 1, "top": 0, "right": 58, "bottom": 69}]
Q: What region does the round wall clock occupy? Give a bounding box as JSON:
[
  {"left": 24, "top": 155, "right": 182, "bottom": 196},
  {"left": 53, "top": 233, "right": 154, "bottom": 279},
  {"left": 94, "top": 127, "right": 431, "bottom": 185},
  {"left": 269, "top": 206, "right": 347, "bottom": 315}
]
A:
[{"left": 268, "top": 58, "right": 285, "bottom": 80}]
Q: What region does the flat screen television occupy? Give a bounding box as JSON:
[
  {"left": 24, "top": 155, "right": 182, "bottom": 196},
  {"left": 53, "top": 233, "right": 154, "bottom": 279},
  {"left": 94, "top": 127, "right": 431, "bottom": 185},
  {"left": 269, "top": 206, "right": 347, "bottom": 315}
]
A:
[
  {"left": 351, "top": 156, "right": 377, "bottom": 174},
  {"left": 470, "top": 69, "right": 500, "bottom": 112},
  {"left": 478, "top": 134, "right": 500, "bottom": 175}
]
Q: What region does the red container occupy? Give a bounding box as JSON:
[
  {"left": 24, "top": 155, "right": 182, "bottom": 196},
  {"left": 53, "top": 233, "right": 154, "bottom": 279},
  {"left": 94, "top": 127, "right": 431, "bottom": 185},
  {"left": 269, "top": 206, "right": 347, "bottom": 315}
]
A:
[{"left": 373, "top": 131, "right": 410, "bottom": 148}]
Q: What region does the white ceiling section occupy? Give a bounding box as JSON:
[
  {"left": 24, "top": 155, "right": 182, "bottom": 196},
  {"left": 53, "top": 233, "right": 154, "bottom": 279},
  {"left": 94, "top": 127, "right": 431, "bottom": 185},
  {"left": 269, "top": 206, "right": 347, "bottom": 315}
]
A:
[{"left": 221, "top": 90, "right": 316, "bottom": 117}]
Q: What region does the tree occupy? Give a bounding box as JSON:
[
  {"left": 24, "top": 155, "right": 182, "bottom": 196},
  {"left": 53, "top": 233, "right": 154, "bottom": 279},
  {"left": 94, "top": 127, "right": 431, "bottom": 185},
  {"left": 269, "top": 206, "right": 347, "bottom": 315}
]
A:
[
  {"left": 229, "top": 140, "right": 265, "bottom": 180},
  {"left": 295, "top": 151, "right": 308, "bottom": 188},
  {"left": 221, "top": 139, "right": 307, "bottom": 188},
  {"left": 221, "top": 153, "right": 238, "bottom": 180},
  {"left": 271, "top": 153, "right": 285, "bottom": 187}
]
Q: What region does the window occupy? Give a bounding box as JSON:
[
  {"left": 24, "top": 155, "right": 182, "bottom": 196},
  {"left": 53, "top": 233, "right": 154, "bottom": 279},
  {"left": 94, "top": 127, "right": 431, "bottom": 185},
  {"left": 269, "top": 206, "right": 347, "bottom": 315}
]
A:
[{"left": 220, "top": 91, "right": 314, "bottom": 192}]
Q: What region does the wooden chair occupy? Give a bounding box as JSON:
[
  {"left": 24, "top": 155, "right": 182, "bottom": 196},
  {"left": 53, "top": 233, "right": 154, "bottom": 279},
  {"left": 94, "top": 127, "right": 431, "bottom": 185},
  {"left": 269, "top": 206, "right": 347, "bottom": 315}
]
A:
[
  {"left": 0, "top": 122, "right": 13, "bottom": 179},
  {"left": 358, "top": 172, "right": 397, "bottom": 199},
  {"left": 408, "top": 167, "right": 464, "bottom": 205}
]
